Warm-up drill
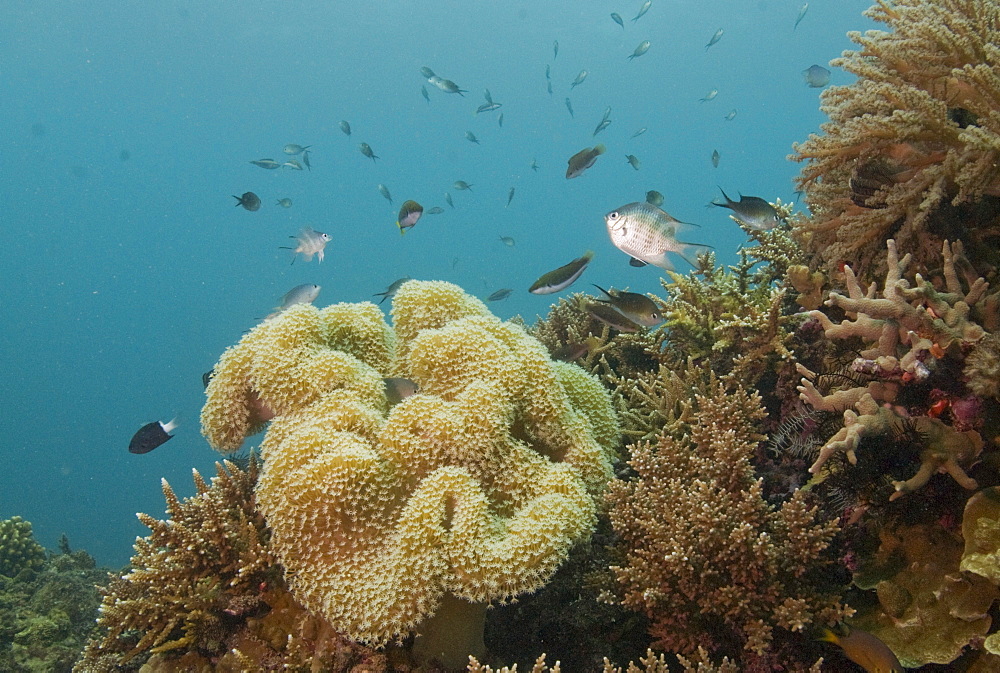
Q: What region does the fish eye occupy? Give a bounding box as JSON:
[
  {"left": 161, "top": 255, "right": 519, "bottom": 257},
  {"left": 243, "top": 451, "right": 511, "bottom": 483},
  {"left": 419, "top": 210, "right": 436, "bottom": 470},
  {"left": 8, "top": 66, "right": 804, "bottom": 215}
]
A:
[{"left": 609, "top": 211, "right": 619, "bottom": 219}]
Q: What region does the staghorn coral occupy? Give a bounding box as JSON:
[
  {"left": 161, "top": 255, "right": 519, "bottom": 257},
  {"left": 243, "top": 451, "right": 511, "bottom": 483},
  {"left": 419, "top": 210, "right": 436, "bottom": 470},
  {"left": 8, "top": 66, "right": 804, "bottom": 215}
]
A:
[
  {"left": 791, "top": 0, "right": 1000, "bottom": 278},
  {"left": 605, "top": 374, "right": 850, "bottom": 661},
  {"left": 201, "top": 280, "right": 619, "bottom": 668},
  {"left": 0, "top": 516, "right": 46, "bottom": 579}
]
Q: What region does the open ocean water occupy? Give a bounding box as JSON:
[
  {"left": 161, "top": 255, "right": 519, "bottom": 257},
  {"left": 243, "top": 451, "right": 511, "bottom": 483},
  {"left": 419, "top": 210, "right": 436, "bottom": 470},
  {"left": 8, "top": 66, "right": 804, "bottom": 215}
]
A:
[{"left": 1, "top": 0, "right": 873, "bottom": 567}]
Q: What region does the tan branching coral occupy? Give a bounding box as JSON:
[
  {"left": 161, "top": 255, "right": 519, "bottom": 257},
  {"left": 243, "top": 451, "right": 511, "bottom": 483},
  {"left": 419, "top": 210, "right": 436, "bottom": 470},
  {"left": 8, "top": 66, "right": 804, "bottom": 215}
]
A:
[
  {"left": 791, "top": 0, "right": 1000, "bottom": 277},
  {"left": 605, "top": 375, "right": 850, "bottom": 658},
  {"left": 201, "top": 281, "right": 619, "bottom": 667},
  {"left": 798, "top": 239, "right": 990, "bottom": 499}
]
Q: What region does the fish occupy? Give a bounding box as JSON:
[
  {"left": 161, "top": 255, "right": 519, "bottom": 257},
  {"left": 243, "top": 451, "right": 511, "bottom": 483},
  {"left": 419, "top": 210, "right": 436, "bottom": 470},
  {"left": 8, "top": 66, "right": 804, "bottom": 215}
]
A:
[
  {"left": 705, "top": 28, "right": 724, "bottom": 49},
  {"left": 359, "top": 142, "right": 379, "bottom": 161},
  {"left": 465, "top": 131, "right": 480, "bottom": 144},
  {"left": 712, "top": 188, "right": 781, "bottom": 231},
  {"left": 506, "top": 187, "right": 515, "bottom": 207},
  {"left": 545, "top": 64, "right": 551, "bottom": 80},
  {"left": 445, "top": 193, "right": 455, "bottom": 208},
  {"left": 724, "top": 109, "right": 737, "bottom": 121},
  {"left": 431, "top": 76, "right": 467, "bottom": 95},
  {"left": 802, "top": 64, "right": 831, "bottom": 88},
  {"left": 604, "top": 201, "right": 711, "bottom": 270},
  {"left": 276, "top": 198, "right": 293, "bottom": 208},
  {"left": 498, "top": 113, "right": 504, "bottom": 128},
  {"left": 631, "top": 127, "right": 647, "bottom": 138},
  {"left": 282, "top": 159, "right": 304, "bottom": 170},
  {"left": 711, "top": 149, "right": 720, "bottom": 168},
  {"left": 384, "top": 378, "right": 419, "bottom": 406},
  {"left": 396, "top": 200, "right": 423, "bottom": 234},
  {"left": 422, "top": 85, "right": 430, "bottom": 102},
  {"left": 818, "top": 626, "right": 903, "bottom": 673},
  {"left": 592, "top": 284, "right": 663, "bottom": 326},
  {"left": 373, "top": 277, "right": 410, "bottom": 305},
  {"left": 570, "top": 70, "right": 588, "bottom": 88},
  {"left": 601, "top": 105, "right": 612, "bottom": 121},
  {"left": 339, "top": 120, "right": 352, "bottom": 135},
  {"left": 632, "top": 0, "right": 652, "bottom": 22},
  {"left": 283, "top": 143, "right": 310, "bottom": 155},
  {"left": 593, "top": 118, "right": 612, "bottom": 136},
  {"left": 565, "top": 97, "right": 575, "bottom": 117},
  {"left": 628, "top": 40, "right": 651, "bottom": 60},
  {"left": 302, "top": 151, "right": 311, "bottom": 171},
  {"left": 626, "top": 154, "right": 641, "bottom": 170},
  {"left": 794, "top": 3, "right": 809, "bottom": 30},
  {"left": 645, "top": 190, "right": 664, "bottom": 206},
  {"left": 700, "top": 88, "right": 719, "bottom": 102},
  {"left": 265, "top": 283, "right": 321, "bottom": 319},
  {"left": 566, "top": 144, "right": 606, "bottom": 179},
  {"left": 586, "top": 301, "right": 642, "bottom": 333},
  {"left": 611, "top": 12, "right": 624, "bottom": 28},
  {"left": 250, "top": 158, "right": 281, "bottom": 169},
  {"left": 488, "top": 288, "right": 513, "bottom": 301},
  {"left": 529, "top": 251, "right": 594, "bottom": 294},
  {"left": 553, "top": 40, "right": 559, "bottom": 59},
  {"left": 426, "top": 206, "right": 445, "bottom": 215},
  {"left": 547, "top": 81, "right": 553, "bottom": 95},
  {"left": 377, "top": 183, "right": 392, "bottom": 203},
  {"left": 530, "top": 158, "right": 539, "bottom": 171},
  {"left": 476, "top": 102, "right": 503, "bottom": 114},
  {"left": 280, "top": 226, "right": 331, "bottom": 264},
  {"left": 233, "top": 192, "right": 261, "bottom": 211},
  {"left": 129, "top": 419, "right": 178, "bottom": 454},
  {"left": 420, "top": 66, "right": 436, "bottom": 79},
  {"left": 453, "top": 180, "right": 473, "bottom": 191},
  {"left": 499, "top": 236, "right": 515, "bottom": 246},
  {"left": 551, "top": 341, "right": 591, "bottom": 362},
  {"left": 202, "top": 369, "right": 214, "bottom": 389}
]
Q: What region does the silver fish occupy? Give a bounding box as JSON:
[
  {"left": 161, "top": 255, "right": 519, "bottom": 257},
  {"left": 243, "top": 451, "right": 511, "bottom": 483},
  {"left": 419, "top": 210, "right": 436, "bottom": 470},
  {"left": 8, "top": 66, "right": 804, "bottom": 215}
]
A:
[
  {"left": 498, "top": 113, "right": 504, "bottom": 127},
  {"left": 445, "top": 193, "right": 455, "bottom": 208},
  {"left": 700, "top": 88, "right": 718, "bottom": 102},
  {"left": 384, "top": 377, "right": 419, "bottom": 406},
  {"left": 611, "top": 12, "right": 625, "bottom": 28},
  {"left": 604, "top": 202, "right": 710, "bottom": 269},
  {"left": 632, "top": 0, "right": 652, "bottom": 22},
  {"left": 553, "top": 40, "right": 559, "bottom": 59},
  {"left": 265, "top": 283, "right": 321, "bottom": 319},
  {"left": 626, "top": 154, "right": 641, "bottom": 170},
  {"left": 794, "top": 2, "right": 808, "bottom": 29},
  {"left": 631, "top": 127, "right": 647, "bottom": 138},
  {"left": 420, "top": 66, "right": 436, "bottom": 79},
  {"left": 373, "top": 277, "right": 410, "bottom": 305},
  {"left": 426, "top": 206, "right": 445, "bottom": 215},
  {"left": 282, "top": 159, "right": 304, "bottom": 170},
  {"left": 506, "top": 187, "right": 515, "bottom": 207},
  {"left": 422, "top": 85, "right": 430, "bottom": 102},
  {"left": 276, "top": 198, "right": 293, "bottom": 208},
  {"left": 565, "top": 97, "right": 575, "bottom": 117},
  {"left": 453, "top": 180, "right": 473, "bottom": 191},
  {"left": 359, "top": 142, "right": 379, "bottom": 161},
  {"left": 570, "top": 70, "right": 588, "bottom": 89},
  {"left": 705, "top": 28, "right": 724, "bottom": 50},
  {"left": 711, "top": 149, "right": 720, "bottom": 168},
  {"left": 547, "top": 80, "right": 553, "bottom": 95},
  {"left": 302, "top": 150, "right": 311, "bottom": 171},
  {"left": 250, "top": 158, "right": 282, "bottom": 169},
  {"left": 430, "top": 76, "right": 467, "bottom": 95},
  {"left": 476, "top": 102, "right": 502, "bottom": 114},
  {"left": 802, "top": 64, "right": 831, "bottom": 88},
  {"left": 465, "top": 131, "right": 480, "bottom": 144},
  {"left": 339, "top": 120, "right": 351, "bottom": 135},
  {"left": 483, "top": 89, "right": 493, "bottom": 104},
  {"left": 545, "top": 64, "right": 551, "bottom": 80},
  {"left": 724, "top": 109, "right": 737, "bottom": 121},
  {"left": 281, "top": 227, "right": 331, "bottom": 264},
  {"left": 645, "top": 190, "right": 664, "bottom": 207},
  {"left": 530, "top": 158, "right": 539, "bottom": 171},
  {"left": 283, "top": 144, "right": 310, "bottom": 155},
  {"left": 500, "top": 236, "right": 515, "bottom": 246},
  {"left": 628, "top": 40, "right": 651, "bottom": 61},
  {"left": 594, "top": 118, "right": 611, "bottom": 136},
  {"left": 487, "top": 288, "right": 513, "bottom": 302},
  {"left": 712, "top": 188, "right": 781, "bottom": 231},
  {"left": 378, "top": 183, "right": 392, "bottom": 203}
]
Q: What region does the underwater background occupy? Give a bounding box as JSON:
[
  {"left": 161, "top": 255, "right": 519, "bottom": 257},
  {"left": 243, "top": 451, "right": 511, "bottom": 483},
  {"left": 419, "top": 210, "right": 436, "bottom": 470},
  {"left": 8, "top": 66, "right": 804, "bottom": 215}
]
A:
[{"left": 0, "top": 0, "right": 871, "bottom": 568}]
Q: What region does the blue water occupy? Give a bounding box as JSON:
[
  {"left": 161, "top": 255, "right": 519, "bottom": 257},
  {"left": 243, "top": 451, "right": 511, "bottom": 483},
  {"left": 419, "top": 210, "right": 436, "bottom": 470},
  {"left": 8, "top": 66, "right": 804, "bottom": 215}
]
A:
[{"left": 1, "top": 0, "right": 874, "bottom": 567}]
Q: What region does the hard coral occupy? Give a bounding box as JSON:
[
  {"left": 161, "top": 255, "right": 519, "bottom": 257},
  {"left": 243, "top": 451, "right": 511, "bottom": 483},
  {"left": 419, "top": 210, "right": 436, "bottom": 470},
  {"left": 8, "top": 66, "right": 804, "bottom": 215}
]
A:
[
  {"left": 791, "top": 0, "right": 1000, "bottom": 278},
  {"left": 0, "top": 516, "right": 45, "bottom": 579},
  {"left": 202, "top": 281, "right": 619, "bottom": 668},
  {"left": 606, "top": 375, "right": 850, "bottom": 661}
]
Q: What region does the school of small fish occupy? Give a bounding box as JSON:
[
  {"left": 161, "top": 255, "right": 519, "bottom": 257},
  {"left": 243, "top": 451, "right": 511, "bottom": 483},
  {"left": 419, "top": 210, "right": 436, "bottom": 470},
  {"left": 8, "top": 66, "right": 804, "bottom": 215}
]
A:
[{"left": 135, "top": 0, "right": 804, "bottom": 454}]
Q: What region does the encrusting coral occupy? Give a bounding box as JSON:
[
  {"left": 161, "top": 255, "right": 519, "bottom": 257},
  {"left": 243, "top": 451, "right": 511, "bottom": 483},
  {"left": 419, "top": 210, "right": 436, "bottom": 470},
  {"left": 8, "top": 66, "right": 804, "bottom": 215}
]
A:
[
  {"left": 605, "top": 372, "right": 851, "bottom": 662},
  {"left": 200, "top": 280, "right": 619, "bottom": 668},
  {"left": 791, "top": 0, "right": 1000, "bottom": 279}
]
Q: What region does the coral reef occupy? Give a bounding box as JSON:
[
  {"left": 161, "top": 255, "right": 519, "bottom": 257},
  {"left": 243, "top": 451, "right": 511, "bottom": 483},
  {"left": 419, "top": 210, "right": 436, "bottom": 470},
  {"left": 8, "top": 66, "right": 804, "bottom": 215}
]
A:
[
  {"left": 200, "top": 281, "right": 619, "bottom": 668},
  {"left": 0, "top": 516, "right": 46, "bottom": 579},
  {"left": 604, "top": 373, "right": 851, "bottom": 662},
  {"left": 791, "top": 0, "right": 1000, "bottom": 278},
  {"left": 0, "top": 534, "right": 105, "bottom": 673}
]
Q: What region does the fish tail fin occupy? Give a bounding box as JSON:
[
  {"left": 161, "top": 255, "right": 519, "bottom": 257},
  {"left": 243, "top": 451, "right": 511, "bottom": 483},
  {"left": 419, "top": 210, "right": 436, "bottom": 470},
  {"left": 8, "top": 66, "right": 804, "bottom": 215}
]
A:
[
  {"left": 594, "top": 144, "right": 606, "bottom": 155},
  {"left": 397, "top": 223, "right": 406, "bottom": 235},
  {"left": 677, "top": 242, "right": 714, "bottom": 267},
  {"left": 581, "top": 250, "right": 595, "bottom": 263},
  {"left": 232, "top": 196, "right": 242, "bottom": 206},
  {"left": 815, "top": 627, "right": 839, "bottom": 644},
  {"left": 715, "top": 186, "right": 734, "bottom": 206}
]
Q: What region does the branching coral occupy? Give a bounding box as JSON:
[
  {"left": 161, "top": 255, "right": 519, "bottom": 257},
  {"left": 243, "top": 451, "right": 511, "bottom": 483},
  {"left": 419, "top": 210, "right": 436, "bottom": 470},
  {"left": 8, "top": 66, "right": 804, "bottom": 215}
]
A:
[
  {"left": 791, "top": 0, "right": 1000, "bottom": 278},
  {"left": 0, "top": 516, "right": 46, "bottom": 579},
  {"left": 605, "top": 375, "right": 850, "bottom": 660},
  {"left": 200, "top": 281, "right": 619, "bottom": 668}
]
